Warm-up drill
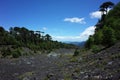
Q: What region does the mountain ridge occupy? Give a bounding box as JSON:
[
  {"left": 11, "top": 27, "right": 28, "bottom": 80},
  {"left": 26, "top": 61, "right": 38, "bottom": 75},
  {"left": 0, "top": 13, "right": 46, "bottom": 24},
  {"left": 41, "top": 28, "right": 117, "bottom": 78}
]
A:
[{"left": 63, "top": 41, "right": 86, "bottom": 47}]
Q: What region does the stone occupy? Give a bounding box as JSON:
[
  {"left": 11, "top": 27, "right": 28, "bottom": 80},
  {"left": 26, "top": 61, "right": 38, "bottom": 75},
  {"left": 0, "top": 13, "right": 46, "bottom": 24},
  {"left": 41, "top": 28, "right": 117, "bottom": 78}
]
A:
[
  {"left": 94, "top": 75, "right": 102, "bottom": 79},
  {"left": 47, "top": 73, "right": 54, "bottom": 78},
  {"left": 22, "top": 77, "right": 30, "bottom": 80},
  {"left": 26, "top": 61, "right": 31, "bottom": 65},
  {"left": 108, "top": 61, "right": 113, "bottom": 65},
  {"left": 72, "top": 72, "right": 79, "bottom": 80}
]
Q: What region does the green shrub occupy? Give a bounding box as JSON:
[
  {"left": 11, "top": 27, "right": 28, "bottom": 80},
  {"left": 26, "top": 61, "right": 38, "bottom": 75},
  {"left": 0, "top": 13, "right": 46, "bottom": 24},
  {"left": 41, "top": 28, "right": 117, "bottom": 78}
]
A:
[
  {"left": 92, "top": 45, "right": 101, "bottom": 53},
  {"left": 12, "top": 49, "right": 21, "bottom": 58},
  {"left": 70, "top": 57, "right": 78, "bottom": 62},
  {"left": 2, "top": 48, "right": 12, "bottom": 57},
  {"left": 73, "top": 49, "right": 79, "bottom": 56}
]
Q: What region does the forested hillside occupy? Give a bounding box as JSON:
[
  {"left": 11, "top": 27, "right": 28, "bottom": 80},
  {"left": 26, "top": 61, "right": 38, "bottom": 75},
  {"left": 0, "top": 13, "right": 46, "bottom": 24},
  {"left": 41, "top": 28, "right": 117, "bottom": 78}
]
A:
[
  {"left": 85, "top": 1, "right": 120, "bottom": 51},
  {"left": 0, "top": 27, "right": 76, "bottom": 58}
]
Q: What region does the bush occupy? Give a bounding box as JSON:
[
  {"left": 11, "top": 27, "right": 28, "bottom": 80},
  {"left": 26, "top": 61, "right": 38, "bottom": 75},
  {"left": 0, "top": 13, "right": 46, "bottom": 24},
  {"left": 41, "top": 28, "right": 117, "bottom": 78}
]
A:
[
  {"left": 73, "top": 49, "right": 79, "bottom": 56},
  {"left": 92, "top": 45, "right": 101, "bottom": 53},
  {"left": 12, "top": 49, "right": 21, "bottom": 58},
  {"left": 70, "top": 57, "right": 78, "bottom": 62},
  {"left": 2, "top": 48, "right": 12, "bottom": 57}
]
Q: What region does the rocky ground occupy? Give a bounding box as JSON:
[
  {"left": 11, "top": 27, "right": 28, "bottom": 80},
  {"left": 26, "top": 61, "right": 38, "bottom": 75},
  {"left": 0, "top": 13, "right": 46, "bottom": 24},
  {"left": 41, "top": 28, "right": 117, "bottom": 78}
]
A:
[{"left": 0, "top": 43, "right": 120, "bottom": 80}]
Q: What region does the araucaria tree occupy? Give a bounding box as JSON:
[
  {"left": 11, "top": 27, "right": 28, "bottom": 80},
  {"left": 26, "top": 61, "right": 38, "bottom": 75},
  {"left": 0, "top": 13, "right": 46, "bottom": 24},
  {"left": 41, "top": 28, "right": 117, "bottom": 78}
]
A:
[
  {"left": 99, "top": 1, "right": 114, "bottom": 21},
  {"left": 100, "top": 1, "right": 114, "bottom": 14},
  {"left": 85, "top": 1, "right": 120, "bottom": 49}
]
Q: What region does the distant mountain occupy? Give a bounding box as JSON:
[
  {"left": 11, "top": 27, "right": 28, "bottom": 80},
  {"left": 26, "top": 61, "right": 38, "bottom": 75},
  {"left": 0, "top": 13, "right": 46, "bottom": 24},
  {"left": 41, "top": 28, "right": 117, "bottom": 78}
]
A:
[{"left": 63, "top": 41, "right": 86, "bottom": 47}]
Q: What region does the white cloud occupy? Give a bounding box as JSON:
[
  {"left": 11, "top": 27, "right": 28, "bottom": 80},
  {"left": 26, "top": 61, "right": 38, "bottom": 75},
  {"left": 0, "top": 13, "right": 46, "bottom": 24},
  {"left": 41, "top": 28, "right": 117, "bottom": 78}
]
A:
[
  {"left": 90, "top": 11, "right": 101, "bottom": 19},
  {"left": 79, "top": 26, "right": 96, "bottom": 40},
  {"left": 64, "top": 17, "right": 86, "bottom": 24},
  {"left": 90, "top": 9, "right": 112, "bottom": 19},
  {"left": 42, "top": 27, "right": 47, "bottom": 30},
  {"left": 52, "top": 26, "right": 96, "bottom": 42}
]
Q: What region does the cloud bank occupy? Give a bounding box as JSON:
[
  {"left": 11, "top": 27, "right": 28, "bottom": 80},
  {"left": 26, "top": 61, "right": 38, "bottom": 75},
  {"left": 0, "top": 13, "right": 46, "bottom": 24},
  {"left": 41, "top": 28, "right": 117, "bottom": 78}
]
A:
[
  {"left": 79, "top": 26, "right": 96, "bottom": 40},
  {"left": 52, "top": 26, "right": 96, "bottom": 41},
  {"left": 90, "top": 11, "right": 101, "bottom": 19},
  {"left": 64, "top": 17, "right": 86, "bottom": 24}
]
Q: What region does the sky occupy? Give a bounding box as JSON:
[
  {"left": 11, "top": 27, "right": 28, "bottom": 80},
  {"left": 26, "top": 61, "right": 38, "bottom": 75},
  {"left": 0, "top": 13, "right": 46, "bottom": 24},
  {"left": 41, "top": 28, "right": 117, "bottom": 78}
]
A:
[{"left": 0, "top": 0, "right": 119, "bottom": 42}]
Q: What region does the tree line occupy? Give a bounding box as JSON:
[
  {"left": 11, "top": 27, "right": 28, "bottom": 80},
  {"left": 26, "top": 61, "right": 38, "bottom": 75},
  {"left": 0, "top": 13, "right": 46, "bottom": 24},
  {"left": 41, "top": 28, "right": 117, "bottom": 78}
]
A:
[
  {"left": 85, "top": 1, "right": 120, "bottom": 52},
  {"left": 0, "top": 26, "right": 76, "bottom": 51}
]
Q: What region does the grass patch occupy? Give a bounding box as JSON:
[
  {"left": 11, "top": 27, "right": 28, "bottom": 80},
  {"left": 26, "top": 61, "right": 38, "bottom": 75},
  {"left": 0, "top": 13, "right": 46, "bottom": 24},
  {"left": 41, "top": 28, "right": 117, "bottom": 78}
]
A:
[
  {"left": 18, "top": 71, "right": 34, "bottom": 80},
  {"left": 70, "top": 57, "right": 78, "bottom": 62},
  {"left": 63, "top": 72, "right": 72, "bottom": 80}
]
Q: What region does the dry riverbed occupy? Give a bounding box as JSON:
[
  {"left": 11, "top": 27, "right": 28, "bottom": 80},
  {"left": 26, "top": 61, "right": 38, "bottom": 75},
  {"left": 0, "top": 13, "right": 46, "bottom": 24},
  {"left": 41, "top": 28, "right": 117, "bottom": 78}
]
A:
[{"left": 0, "top": 44, "right": 120, "bottom": 80}]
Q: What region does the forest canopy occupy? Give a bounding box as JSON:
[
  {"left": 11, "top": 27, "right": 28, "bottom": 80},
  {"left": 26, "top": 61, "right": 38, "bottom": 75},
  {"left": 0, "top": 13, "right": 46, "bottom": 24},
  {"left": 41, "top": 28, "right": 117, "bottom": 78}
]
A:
[
  {"left": 0, "top": 26, "right": 76, "bottom": 51},
  {"left": 85, "top": 1, "right": 120, "bottom": 50}
]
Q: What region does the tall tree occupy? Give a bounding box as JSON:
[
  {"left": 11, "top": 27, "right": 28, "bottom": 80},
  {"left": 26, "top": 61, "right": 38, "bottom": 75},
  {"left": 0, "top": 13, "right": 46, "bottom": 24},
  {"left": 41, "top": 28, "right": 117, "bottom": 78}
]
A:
[
  {"left": 100, "top": 1, "right": 114, "bottom": 14},
  {"left": 44, "top": 34, "right": 52, "bottom": 41},
  {"left": 36, "top": 31, "right": 41, "bottom": 38},
  {"left": 99, "top": 8, "right": 105, "bottom": 15},
  {"left": 0, "top": 27, "right": 5, "bottom": 33}
]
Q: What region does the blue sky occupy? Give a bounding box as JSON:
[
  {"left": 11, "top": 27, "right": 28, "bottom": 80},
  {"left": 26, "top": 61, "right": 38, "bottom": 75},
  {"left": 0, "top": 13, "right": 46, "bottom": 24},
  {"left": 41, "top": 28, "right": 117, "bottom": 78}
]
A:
[{"left": 0, "top": 0, "right": 119, "bottom": 42}]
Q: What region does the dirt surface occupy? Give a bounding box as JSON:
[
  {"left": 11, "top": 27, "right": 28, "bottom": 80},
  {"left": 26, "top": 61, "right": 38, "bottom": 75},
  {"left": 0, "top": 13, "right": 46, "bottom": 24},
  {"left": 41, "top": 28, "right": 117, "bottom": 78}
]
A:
[
  {"left": 0, "top": 43, "right": 120, "bottom": 80},
  {"left": 0, "top": 49, "right": 75, "bottom": 80}
]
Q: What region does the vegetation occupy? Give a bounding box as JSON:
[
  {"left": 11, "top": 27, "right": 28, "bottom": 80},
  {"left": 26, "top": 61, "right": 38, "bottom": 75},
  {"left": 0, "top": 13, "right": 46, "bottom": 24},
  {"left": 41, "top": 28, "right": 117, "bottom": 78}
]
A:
[
  {"left": 1, "top": 1, "right": 120, "bottom": 58},
  {"left": 0, "top": 27, "right": 76, "bottom": 58},
  {"left": 100, "top": 1, "right": 114, "bottom": 15},
  {"left": 12, "top": 48, "right": 22, "bottom": 58},
  {"left": 73, "top": 48, "right": 79, "bottom": 56},
  {"left": 85, "top": 1, "right": 120, "bottom": 50},
  {"left": 91, "top": 45, "right": 101, "bottom": 53},
  {"left": 1, "top": 47, "right": 12, "bottom": 57}
]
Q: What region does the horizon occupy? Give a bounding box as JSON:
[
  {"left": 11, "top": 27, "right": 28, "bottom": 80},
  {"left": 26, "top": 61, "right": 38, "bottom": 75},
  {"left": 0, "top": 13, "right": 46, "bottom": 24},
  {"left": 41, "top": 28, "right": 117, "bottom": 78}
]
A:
[{"left": 0, "top": 0, "right": 119, "bottom": 42}]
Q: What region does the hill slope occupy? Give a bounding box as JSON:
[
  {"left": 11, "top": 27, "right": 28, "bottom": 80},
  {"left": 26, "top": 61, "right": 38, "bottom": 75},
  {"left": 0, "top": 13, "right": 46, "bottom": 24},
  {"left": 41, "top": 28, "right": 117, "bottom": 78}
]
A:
[
  {"left": 85, "top": 2, "right": 120, "bottom": 49},
  {"left": 0, "top": 43, "right": 120, "bottom": 80},
  {"left": 77, "top": 42, "right": 120, "bottom": 79}
]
